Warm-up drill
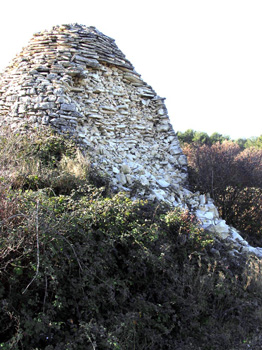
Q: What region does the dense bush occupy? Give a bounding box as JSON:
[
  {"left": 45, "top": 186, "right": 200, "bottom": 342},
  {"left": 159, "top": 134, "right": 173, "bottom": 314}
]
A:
[
  {"left": 177, "top": 129, "right": 262, "bottom": 149},
  {"left": 221, "top": 187, "right": 262, "bottom": 246},
  {"left": 235, "top": 147, "right": 262, "bottom": 188},
  {"left": 183, "top": 140, "right": 262, "bottom": 246},
  {"left": 177, "top": 129, "right": 230, "bottom": 146},
  {"left": 1, "top": 129, "right": 262, "bottom": 349},
  {"left": 1, "top": 185, "right": 262, "bottom": 350}
]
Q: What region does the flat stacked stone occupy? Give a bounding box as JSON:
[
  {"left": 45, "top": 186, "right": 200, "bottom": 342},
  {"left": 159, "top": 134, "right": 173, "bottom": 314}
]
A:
[{"left": 0, "top": 23, "right": 187, "bottom": 205}]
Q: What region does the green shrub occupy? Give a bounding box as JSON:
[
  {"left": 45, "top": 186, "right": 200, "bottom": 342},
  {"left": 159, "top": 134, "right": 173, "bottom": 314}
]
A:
[
  {"left": 222, "top": 186, "right": 262, "bottom": 246},
  {"left": 1, "top": 128, "right": 262, "bottom": 349},
  {"left": 165, "top": 207, "right": 213, "bottom": 251},
  {"left": 1, "top": 184, "right": 262, "bottom": 349}
]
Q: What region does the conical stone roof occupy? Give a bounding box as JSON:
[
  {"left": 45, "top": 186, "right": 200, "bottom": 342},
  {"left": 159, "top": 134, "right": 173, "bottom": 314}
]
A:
[{"left": 0, "top": 23, "right": 189, "bottom": 205}]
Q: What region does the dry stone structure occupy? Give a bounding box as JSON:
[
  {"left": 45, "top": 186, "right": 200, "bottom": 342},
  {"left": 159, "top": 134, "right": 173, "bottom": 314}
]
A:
[
  {"left": 0, "top": 24, "right": 188, "bottom": 203},
  {"left": 0, "top": 23, "right": 261, "bottom": 257}
]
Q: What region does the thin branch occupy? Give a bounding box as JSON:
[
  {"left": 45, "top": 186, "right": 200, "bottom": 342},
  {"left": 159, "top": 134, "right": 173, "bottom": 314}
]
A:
[
  {"left": 58, "top": 234, "right": 83, "bottom": 271},
  {"left": 43, "top": 274, "right": 48, "bottom": 312},
  {"left": 0, "top": 213, "right": 28, "bottom": 224},
  {"left": 22, "top": 200, "right": 40, "bottom": 294}
]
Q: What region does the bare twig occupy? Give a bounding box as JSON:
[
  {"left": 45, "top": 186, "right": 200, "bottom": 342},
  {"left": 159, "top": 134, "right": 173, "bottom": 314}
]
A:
[
  {"left": 22, "top": 200, "right": 40, "bottom": 294},
  {"left": 58, "top": 234, "right": 83, "bottom": 271},
  {"left": 43, "top": 274, "right": 48, "bottom": 312},
  {"left": 0, "top": 213, "right": 28, "bottom": 224}
]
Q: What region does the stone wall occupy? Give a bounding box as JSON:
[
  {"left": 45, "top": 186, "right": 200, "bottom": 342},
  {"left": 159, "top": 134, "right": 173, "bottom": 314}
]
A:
[
  {"left": 0, "top": 24, "right": 188, "bottom": 205},
  {"left": 0, "top": 23, "right": 261, "bottom": 257}
]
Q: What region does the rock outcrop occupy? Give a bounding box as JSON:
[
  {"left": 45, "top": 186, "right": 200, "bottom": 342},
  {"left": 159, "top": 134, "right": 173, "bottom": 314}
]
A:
[{"left": 0, "top": 23, "right": 261, "bottom": 258}]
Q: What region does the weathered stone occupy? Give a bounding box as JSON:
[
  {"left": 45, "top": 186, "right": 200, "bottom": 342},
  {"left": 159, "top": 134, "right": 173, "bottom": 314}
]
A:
[
  {"left": 34, "top": 102, "right": 55, "bottom": 110},
  {"left": 18, "top": 104, "right": 26, "bottom": 113},
  {"left": 157, "top": 124, "right": 170, "bottom": 132},
  {"left": 87, "top": 114, "right": 103, "bottom": 119},
  {"left": 54, "top": 88, "right": 64, "bottom": 96},
  {"left": 121, "top": 164, "right": 131, "bottom": 174},
  {"left": 100, "top": 105, "right": 116, "bottom": 114},
  {"left": 196, "top": 210, "right": 214, "bottom": 221},
  {"left": 205, "top": 220, "right": 230, "bottom": 239},
  {"left": 199, "top": 194, "right": 206, "bottom": 205},
  {"left": 28, "top": 115, "right": 37, "bottom": 123},
  {"left": 116, "top": 173, "right": 127, "bottom": 185},
  {"left": 70, "top": 87, "right": 85, "bottom": 93},
  {"left": 42, "top": 116, "right": 49, "bottom": 125},
  {"left": 178, "top": 155, "right": 187, "bottom": 166},
  {"left": 169, "top": 144, "right": 182, "bottom": 155},
  {"left": 60, "top": 103, "right": 76, "bottom": 112},
  {"left": 47, "top": 73, "right": 58, "bottom": 80},
  {"left": 157, "top": 179, "right": 170, "bottom": 188},
  {"left": 124, "top": 73, "right": 143, "bottom": 84},
  {"left": 140, "top": 175, "right": 149, "bottom": 186},
  {"left": 113, "top": 167, "right": 119, "bottom": 174},
  {"left": 242, "top": 246, "right": 262, "bottom": 258}
]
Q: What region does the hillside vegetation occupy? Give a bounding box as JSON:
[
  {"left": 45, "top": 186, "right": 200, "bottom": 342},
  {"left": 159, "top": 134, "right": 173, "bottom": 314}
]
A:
[
  {"left": 177, "top": 129, "right": 262, "bottom": 149},
  {"left": 1, "top": 129, "right": 262, "bottom": 349},
  {"left": 177, "top": 130, "right": 262, "bottom": 247}
]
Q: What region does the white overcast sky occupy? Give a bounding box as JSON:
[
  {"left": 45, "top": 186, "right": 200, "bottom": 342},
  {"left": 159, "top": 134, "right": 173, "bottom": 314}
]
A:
[{"left": 0, "top": 0, "right": 262, "bottom": 140}]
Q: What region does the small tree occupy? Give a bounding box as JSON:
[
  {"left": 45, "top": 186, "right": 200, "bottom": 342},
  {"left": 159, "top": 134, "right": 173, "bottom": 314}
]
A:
[
  {"left": 235, "top": 147, "right": 262, "bottom": 188},
  {"left": 210, "top": 132, "right": 230, "bottom": 144},
  {"left": 184, "top": 141, "right": 240, "bottom": 200},
  {"left": 183, "top": 140, "right": 262, "bottom": 245},
  {"left": 177, "top": 129, "right": 196, "bottom": 144}
]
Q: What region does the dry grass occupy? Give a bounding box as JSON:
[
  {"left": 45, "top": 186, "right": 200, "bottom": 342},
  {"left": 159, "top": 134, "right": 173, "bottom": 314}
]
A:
[{"left": 59, "top": 149, "right": 90, "bottom": 179}]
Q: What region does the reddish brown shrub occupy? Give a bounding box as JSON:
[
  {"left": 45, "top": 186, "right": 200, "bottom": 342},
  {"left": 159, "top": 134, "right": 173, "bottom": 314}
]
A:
[
  {"left": 183, "top": 141, "right": 240, "bottom": 198},
  {"left": 183, "top": 141, "right": 262, "bottom": 245},
  {"left": 235, "top": 147, "right": 262, "bottom": 188}
]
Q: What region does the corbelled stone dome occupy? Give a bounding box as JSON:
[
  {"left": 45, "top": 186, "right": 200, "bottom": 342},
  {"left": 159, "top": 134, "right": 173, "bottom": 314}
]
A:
[{"left": 0, "top": 23, "right": 189, "bottom": 205}]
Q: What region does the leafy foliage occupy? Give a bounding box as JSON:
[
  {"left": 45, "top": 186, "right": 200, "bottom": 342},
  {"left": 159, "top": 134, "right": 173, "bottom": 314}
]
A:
[
  {"left": 1, "top": 128, "right": 262, "bottom": 349},
  {"left": 177, "top": 129, "right": 230, "bottom": 146},
  {"left": 244, "top": 135, "right": 262, "bottom": 149},
  {"left": 177, "top": 129, "right": 262, "bottom": 150},
  {"left": 1, "top": 185, "right": 262, "bottom": 350}
]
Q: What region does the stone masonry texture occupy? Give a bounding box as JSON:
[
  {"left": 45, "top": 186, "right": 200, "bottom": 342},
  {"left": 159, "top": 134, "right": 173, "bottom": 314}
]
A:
[{"left": 0, "top": 23, "right": 188, "bottom": 205}]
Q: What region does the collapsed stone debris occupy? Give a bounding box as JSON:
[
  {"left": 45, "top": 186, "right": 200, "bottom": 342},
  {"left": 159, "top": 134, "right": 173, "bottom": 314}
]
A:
[{"left": 0, "top": 23, "right": 261, "bottom": 257}]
